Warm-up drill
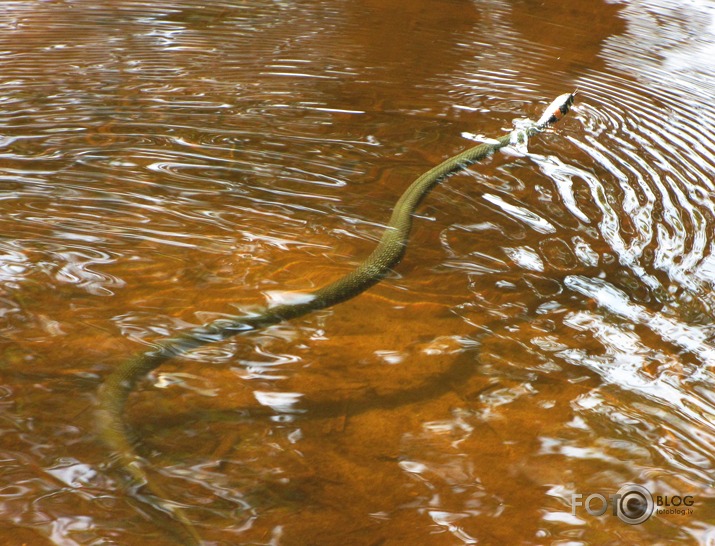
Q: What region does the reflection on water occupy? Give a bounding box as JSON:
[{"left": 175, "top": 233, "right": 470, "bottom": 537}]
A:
[{"left": 2, "top": 0, "right": 715, "bottom": 544}]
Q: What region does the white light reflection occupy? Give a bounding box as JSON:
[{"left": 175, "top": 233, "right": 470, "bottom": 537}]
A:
[
  {"left": 253, "top": 391, "right": 304, "bottom": 413},
  {"left": 46, "top": 462, "right": 97, "bottom": 488},
  {"left": 565, "top": 275, "right": 715, "bottom": 364},
  {"left": 483, "top": 193, "right": 556, "bottom": 235},
  {"left": 264, "top": 290, "right": 316, "bottom": 307},
  {"left": 153, "top": 372, "right": 219, "bottom": 397},
  {"left": 428, "top": 510, "right": 478, "bottom": 544},
  {"left": 501, "top": 245, "right": 544, "bottom": 272}
]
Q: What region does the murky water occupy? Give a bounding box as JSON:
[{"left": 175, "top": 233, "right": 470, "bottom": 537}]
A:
[{"left": 2, "top": 0, "right": 715, "bottom": 544}]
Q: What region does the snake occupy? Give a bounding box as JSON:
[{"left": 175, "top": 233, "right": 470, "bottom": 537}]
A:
[{"left": 96, "top": 91, "right": 576, "bottom": 544}]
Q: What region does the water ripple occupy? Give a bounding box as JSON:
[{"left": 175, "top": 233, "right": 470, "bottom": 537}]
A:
[{"left": 3, "top": 0, "right": 715, "bottom": 544}]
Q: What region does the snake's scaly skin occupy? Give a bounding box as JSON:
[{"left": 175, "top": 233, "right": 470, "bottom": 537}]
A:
[{"left": 97, "top": 92, "right": 575, "bottom": 545}]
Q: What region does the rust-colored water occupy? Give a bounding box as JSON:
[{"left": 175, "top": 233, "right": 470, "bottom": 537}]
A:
[{"left": 2, "top": 0, "right": 715, "bottom": 544}]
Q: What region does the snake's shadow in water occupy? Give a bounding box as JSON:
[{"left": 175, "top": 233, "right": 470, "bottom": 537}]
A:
[{"left": 139, "top": 344, "right": 490, "bottom": 444}]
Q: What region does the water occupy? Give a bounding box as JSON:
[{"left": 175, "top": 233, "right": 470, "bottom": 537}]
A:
[{"left": 1, "top": 0, "right": 715, "bottom": 544}]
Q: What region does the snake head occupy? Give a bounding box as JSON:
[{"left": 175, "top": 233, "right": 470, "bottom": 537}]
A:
[{"left": 536, "top": 90, "right": 577, "bottom": 127}]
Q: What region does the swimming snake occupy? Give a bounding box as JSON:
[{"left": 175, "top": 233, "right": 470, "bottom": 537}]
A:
[{"left": 96, "top": 91, "right": 576, "bottom": 544}]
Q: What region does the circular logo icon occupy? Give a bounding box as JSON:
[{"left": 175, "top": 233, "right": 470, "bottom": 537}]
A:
[{"left": 615, "top": 484, "right": 654, "bottom": 525}]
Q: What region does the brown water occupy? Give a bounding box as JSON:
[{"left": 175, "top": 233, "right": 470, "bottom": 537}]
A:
[{"left": 2, "top": 0, "right": 715, "bottom": 544}]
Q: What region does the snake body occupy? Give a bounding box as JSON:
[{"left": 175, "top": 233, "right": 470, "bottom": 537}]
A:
[{"left": 96, "top": 92, "right": 576, "bottom": 544}]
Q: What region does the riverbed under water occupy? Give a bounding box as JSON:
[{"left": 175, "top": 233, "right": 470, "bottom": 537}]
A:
[{"left": 1, "top": 0, "right": 715, "bottom": 544}]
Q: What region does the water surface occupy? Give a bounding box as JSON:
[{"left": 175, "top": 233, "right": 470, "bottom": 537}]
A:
[{"left": 1, "top": 0, "right": 715, "bottom": 544}]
